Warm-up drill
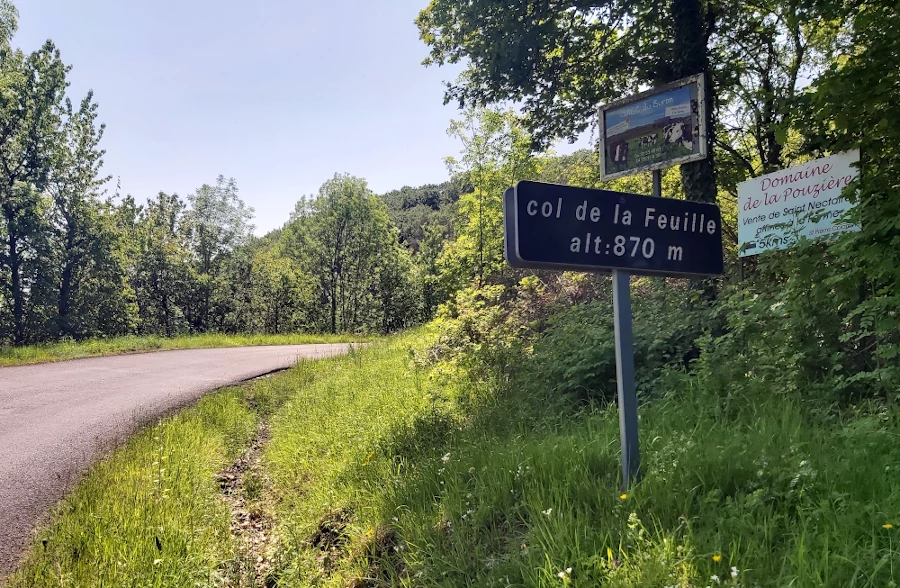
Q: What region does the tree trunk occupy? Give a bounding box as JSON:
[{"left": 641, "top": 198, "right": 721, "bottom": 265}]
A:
[
  {"left": 670, "top": 0, "right": 719, "bottom": 303},
  {"left": 162, "top": 291, "right": 172, "bottom": 338},
  {"left": 9, "top": 232, "right": 25, "bottom": 345},
  {"left": 58, "top": 261, "right": 73, "bottom": 335},
  {"left": 57, "top": 225, "right": 76, "bottom": 337},
  {"left": 670, "top": 0, "right": 717, "bottom": 205},
  {"left": 330, "top": 271, "right": 337, "bottom": 334}
]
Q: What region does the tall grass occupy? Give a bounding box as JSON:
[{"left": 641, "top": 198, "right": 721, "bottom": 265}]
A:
[
  {"left": 261, "top": 331, "right": 899, "bottom": 587},
  {"left": 0, "top": 333, "right": 367, "bottom": 367}
]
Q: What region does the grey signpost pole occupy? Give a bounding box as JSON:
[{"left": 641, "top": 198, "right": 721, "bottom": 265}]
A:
[
  {"left": 613, "top": 169, "right": 661, "bottom": 488},
  {"left": 652, "top": 168, "right": 662, "bottom": 199},
  {"left": 612, "top": 267, "right": 639, "bottom": 488}
]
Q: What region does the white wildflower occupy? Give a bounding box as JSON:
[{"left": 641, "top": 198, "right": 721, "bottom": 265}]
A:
[{"left": 542, "top": 508, "right": 553, "bottom": 516}]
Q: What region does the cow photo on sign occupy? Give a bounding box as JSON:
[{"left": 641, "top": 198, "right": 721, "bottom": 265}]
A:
[{"left": 600, "top": 75, "right": 708, "bottom": 180}]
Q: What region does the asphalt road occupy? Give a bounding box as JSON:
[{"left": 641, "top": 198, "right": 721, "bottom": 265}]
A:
[{"left": 0, "top": 344, "right": 351, "bottom": 577}]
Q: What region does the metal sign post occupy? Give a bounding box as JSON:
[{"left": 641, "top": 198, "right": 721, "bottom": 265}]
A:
[
  {"left": 612, "top": 267, "right": 639, "bottom": 487},
  {"left": 610, "top": 170, "right": 660, "bottom": 487},
  {"left": 538, "top": 73, "right": 714, "bottom": 489}
]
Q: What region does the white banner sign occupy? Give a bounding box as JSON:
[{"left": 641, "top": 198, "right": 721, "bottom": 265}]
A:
[
  {"left": 665, "top": 103, "right": 691, "bottom": 117},
  {"left": 737, "top": 150, "right": 860, "bottom": 257}
]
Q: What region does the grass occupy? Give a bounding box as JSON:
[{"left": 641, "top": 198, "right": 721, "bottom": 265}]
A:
[
  {"left": 257, "top": 330, "right": 900, "bottom": 587},
  {"left": 7, "top": 329, "right": 899, "bottom": 586},
  {"left": 0, "top": 332, "right": 368, "bottom": 367}
]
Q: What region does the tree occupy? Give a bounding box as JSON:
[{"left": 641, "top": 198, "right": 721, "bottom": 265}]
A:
[
  {"left": 417, "top": 221, "right": 450, "bottom": 318},
  {"left": 0, "top": 33, "right": 67, "bottom": 343},
  {"left": 417, "top": 0, "right": 718, "bottom": 204},
  {"left": 712, "top": 0, "right": 846, "bottom": 196},
  {"left": 379, "top": 180, "right": 462, "bottom": 251},
  {"left": 131, "top": 192, "right": 193, "bottom": 337},
  {"left": 182, "top": 176, "right": 254, "bottom": 332},
  {"left": 0, "top": 0, "right": 15, "bottom": 50},
  {"left": 244, "top": 246, "right": 310, "bottom": 334},
  {"left": 417, "top": 0, "right": 843, "bottom": 207},
  {"left": 287, "top": 174, "right": 418, "bottom": 334},
  {"left": 439, "top": 108, "right": 538, "bottom": 291},
  {"left": 46, "top": 91, "right": 114, "bottom": 337},
  {"left": 799, "top": 1, "right": 900, "bottom": 396},
  {"left": 377, "top": 233, "right": 422, "bottom": 333}
]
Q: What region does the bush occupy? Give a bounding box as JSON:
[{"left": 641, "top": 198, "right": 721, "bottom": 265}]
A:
[
  {"left": 525, "top": 277, "right": 715, "bottom": 404},
  {"left": 697, "top": 240, "right": 897, "bottom": 405}
]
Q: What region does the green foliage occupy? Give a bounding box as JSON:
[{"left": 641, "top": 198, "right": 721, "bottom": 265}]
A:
[
  {"left": 0, "top": 35, "right": 67, "bottom": 344},
  {"left": 46, "top": 91, "right": 127, "bottom": 339},
  {"left": 379, "top": 179, "right": 462, "bottom": 252},
  {"left": 438, "top": 108, "right": 538, "bottom": 293},
  {"left": 432, "top": 275, "right": 713, "bottom": 406},
  {"left": 698, "top": 243, "right": 897, "bottom": 403},
  {"left": 798, "top": 0, "right": 900, "bottom": 401},
  {"left": 181, "top": 175, "right": 254, "bottom": 333},
  {"left": 284, "top": 174, "right": 422, "bottom": 334},
  {"left": 712, "top": 0, "right": 847, "bottom": 187},
  {"left": 0, "top": 0, "right": 16, "bottom": 47},
  {"left": 0, "top": 8, "right": 430, "bottom": 346},
  {"left": 426, "top": 284, "right": 530, "bottom": 403},
  {"left": 417, "top": 1, "right": 654, "bottom": 148},
  {"left": 379, "top": 180, "right": 464, "bottom": 318},
  {"left": 416, "top": 0, "right": 851, "bottom": 206},
  {"left": 129, "top": 192, "right": 192, "bottom": 337},
  {"left": 0, "top": 332, "right": 363, "bottom": 367}
]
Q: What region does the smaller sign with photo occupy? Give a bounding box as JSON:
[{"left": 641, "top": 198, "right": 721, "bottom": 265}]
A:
[{"left": 599, "top": 76, "right": 708, "bottom": 180}]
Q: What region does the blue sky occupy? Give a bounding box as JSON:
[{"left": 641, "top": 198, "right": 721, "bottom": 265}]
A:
[{"left": 14, "top": 1, "right": 478, "bottom": 234}]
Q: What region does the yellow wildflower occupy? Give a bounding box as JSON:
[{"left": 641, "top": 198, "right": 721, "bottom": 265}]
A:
[
  {"left": 884, "top": 523, "right": 894, "bottom": 530},
  {"left": 619, "top": 493, "right": 628, "bottom": 500},
  {"left": 712, "top": 554, "right": 723, "bottom": 562}
]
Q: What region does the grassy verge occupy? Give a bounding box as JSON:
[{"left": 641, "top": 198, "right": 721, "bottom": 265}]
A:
[
  {"left": 258, "top": 331, "right": 899, "bottom": 587},
  {"left": 4, "top": 352, "right": 349, "bottom": 587},
  {"left": 0, "top": 333, "right": 368, "bottom": 367},
  {"left": 9, "top": 331, "right": 898, "bottom": 586}
]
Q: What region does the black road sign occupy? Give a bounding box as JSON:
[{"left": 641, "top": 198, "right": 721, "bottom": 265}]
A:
[
  {"left": 505, "top": 181, "right": 723, "bottom": 277},
  {"left": 503, "top": 187, "right": 517, "bottom": 266}
]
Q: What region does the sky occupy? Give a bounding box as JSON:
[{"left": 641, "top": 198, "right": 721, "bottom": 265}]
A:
[{"left": 12, "top": 0, "right": 482, "bottom": 234}]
